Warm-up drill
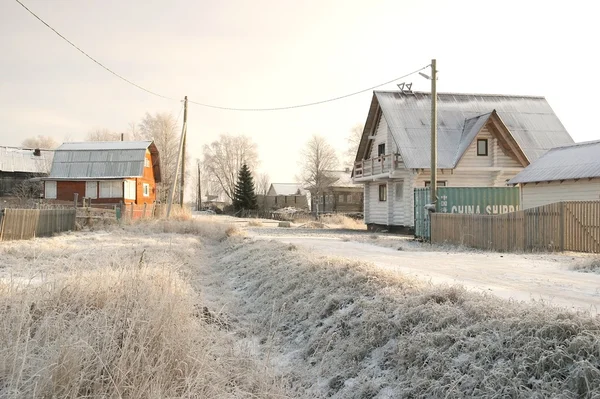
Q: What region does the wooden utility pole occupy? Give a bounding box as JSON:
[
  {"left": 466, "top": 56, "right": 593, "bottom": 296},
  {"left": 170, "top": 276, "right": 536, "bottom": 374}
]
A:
[
  {"left": 166, "top": 96, "right": 188, "bottom": 218},
  {"left": 430, "top": 59, "right": 438, "bottom": 205},
  {"left": 179, "top": 96, "right": 188, "bottom": 205},
  {"left": 197, "top": 160, "right": 202, "bottom": 211}
]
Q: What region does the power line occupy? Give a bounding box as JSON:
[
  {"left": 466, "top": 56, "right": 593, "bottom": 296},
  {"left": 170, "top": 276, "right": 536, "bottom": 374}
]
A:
[
  {"left": 187, "top": 66, "right": 430, "bottom": 111},
  {"left": 15, "top": 0, "right": 429, "bottom": 112},
  {"left": 14, "top": 0, "right": 176, "bottom": 101}
]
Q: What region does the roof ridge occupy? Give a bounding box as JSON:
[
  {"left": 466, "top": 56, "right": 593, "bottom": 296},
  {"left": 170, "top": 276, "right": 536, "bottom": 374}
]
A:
[
  {"left": 374, "top": 90, "right": 546, "bottom": 99},
  {"left": 549, "top": 139, "right": 600, "bottom": 150}
]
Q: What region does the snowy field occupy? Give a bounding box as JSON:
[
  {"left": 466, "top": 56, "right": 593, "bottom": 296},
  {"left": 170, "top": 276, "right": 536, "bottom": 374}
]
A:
[{"left": 2, "top": 217, "right": 600, "bottom": 398}]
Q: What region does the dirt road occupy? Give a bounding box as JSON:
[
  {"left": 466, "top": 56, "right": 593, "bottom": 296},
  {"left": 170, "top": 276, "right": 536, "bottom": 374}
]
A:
[{"left": 247, "top": 228, "right": 600, "bottom": 313}]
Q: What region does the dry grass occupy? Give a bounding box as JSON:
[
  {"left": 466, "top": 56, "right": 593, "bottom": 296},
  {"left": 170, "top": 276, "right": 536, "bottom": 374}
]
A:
[
  {"left": 319, "top": 214, "right": 366, "bottom": 230},
  {"left": 0, "top": 223, "right": 281, "bottom": 399},
  {"left": 247, "top": 220, "right": 264, "bottom": 227},
  {"left": 571, "top": 257, "right": 600, "bottom": 274},
  {"left": 212, "top": 238, "right": 600, "bottom": 398}
]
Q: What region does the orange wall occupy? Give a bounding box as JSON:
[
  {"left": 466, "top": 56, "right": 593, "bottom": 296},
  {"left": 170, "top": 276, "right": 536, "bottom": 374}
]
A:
[
  {"left": 135, "top": 150, "right": 156, "bottom": 205},
  {"left": 56, "top": 181, "right": 85, "bottom": 202}
]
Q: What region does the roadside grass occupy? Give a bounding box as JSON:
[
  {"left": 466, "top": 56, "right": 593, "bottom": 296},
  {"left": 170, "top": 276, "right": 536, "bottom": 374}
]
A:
[
  {"left": 0, "top": 222, "right": 281, "bottom": 399},
  {"left": 571, "top": 257, "right": 600, "bottom": 274},
  {"left": 214, "top": 238, "right": 600, "bottom": 398}
]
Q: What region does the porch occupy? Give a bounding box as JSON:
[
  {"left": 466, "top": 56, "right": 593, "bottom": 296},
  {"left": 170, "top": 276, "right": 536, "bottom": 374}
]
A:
[{"left": 353, "top": 154, "right": 402, "bottom": 180}]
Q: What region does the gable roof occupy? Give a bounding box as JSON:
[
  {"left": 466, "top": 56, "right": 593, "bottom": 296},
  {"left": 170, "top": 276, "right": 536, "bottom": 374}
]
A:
[
  {"left": 48, "top": 141, "right": 161, "bottom": 182},
  {"left": 357, "top": 91, "right": 574, "bottom": 169},
  {"left": 508, "top": 140, "right": 600, "bottom": 184},
  {"left": 0, "top": 146, "right": 54, "bottom": 174},
  {"left": 268, "top": 183, "right": 306, "bottom": 196}
]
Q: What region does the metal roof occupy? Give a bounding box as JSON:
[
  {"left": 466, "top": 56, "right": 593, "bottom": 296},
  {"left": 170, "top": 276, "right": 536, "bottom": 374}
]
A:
[
  {"left": 268, "top": 183, "right": 306, "bottom": 195},
  {"left": 508, "top": 140, "right": 600, "bottom": 184},
  {"left": 358, "top": 91, "right": 574, "bottom": 169},
  {"left": 0, "top": 147, "right": 54, "bottom": 174},
  {"left": 48, "top": 141, "right": 160, "bottom": 180}
]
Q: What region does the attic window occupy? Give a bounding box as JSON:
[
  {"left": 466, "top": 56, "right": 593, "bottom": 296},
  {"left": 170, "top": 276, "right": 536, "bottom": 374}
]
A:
[
  {"left": 477, "top": 139, "right": 488, "bottom": 156},
  {"left": 378, "top": 143, "right": 385, "bottom": 157}
]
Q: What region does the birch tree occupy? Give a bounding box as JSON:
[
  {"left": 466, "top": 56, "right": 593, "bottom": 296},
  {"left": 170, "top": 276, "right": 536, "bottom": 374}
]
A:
[{"left": 298, "top": 135, "right": 339, "bottom": 195}]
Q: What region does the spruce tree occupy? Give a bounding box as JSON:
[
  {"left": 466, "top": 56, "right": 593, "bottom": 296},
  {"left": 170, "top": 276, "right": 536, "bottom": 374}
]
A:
[{"left": 232, "top": 163, "right": 258, "bottom": 211}]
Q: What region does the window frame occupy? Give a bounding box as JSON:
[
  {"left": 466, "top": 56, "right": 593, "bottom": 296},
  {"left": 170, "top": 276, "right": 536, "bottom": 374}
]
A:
[
  {"left": 424, "top": 181, "right": 447, "bottom": 187},
  {"left": 44, "top": 181, "right": 57, "bottom": 199},
  {"left": 378, "top": 184, "right": 387, "bottom": 201},
  {"left": 377, "top": 143, "right": 386, "bottom": 157},
  {"left": 143, "top": 183, "right": 150, "bottom": 197},
  {"left": 477, "top": 139, "right": 488, "bottom": 156}
]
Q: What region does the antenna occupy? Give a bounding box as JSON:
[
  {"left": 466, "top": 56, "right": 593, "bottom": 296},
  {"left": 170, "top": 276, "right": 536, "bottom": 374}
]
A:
[{"left": 397, "top": 82, "right": 413, "bottom": 94}]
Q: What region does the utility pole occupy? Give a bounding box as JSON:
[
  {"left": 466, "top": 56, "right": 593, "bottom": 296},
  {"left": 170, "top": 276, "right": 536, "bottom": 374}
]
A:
[
  {"left": 430, "top": 59, "right": 438, "bottom": 205},
  {"left": 179, "top": 96, "right": 188, "bottom": 205},
  {"left": 166, "top": 96, "right": 188, "bottom": 218}
]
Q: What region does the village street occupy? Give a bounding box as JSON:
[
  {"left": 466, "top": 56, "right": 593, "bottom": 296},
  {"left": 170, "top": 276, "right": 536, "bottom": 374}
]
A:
[{"left": 245, "top": 226, "right": 600, "bottom": 314}]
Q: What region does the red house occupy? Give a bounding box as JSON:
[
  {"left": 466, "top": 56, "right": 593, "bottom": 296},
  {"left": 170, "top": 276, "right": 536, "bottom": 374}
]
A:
[{"left": 43, "top": 141, "right": 161, "bottom": 205}]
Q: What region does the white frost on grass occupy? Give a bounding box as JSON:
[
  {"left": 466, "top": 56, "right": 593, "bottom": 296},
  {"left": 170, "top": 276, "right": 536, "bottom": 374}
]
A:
[{"left": 207, "top": 237, "right": 600, "bottom": 398}]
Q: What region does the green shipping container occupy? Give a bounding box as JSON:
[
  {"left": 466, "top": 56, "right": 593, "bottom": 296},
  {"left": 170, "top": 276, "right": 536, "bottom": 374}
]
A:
[{"left": 414, "top": 187, "right": 520, "bottom": 239}]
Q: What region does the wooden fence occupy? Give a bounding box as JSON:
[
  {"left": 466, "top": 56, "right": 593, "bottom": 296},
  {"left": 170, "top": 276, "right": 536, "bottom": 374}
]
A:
[
  {"left": 0, "top": 208, "right": 76, "bottom": 241},
  {"left": 431, "top": 201, "right": 600, "bottom": 253}
]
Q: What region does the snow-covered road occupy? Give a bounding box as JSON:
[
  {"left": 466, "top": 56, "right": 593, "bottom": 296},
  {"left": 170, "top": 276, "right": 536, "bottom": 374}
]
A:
[{"left": 248, "top": 229, "right": 600, "bottom": 313}]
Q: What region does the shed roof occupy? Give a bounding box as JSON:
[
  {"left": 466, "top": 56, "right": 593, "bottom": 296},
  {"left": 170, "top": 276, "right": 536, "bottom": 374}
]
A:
[
  {"left": 268, "top": 183, "right": 306, "bottom": 196},
  {"left": 508, "top": 140, "right": 600, "bottom": 184},
  {"left": 48, "top": 141, "right": 161, "bottom": 181},
  {"left": 0, "top": 146, "right": 53, "bottom": 174},
  {"left": 357, "top": 91, "right": 574, "bottom": 169}
]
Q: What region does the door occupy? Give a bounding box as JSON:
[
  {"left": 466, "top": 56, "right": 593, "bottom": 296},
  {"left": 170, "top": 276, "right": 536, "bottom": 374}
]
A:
[
  {"left": 85, "top": 181, "right": 98, "bottom": 199},
  {"left": 45, "top": 181, "right": 57, "bottom": 199}
]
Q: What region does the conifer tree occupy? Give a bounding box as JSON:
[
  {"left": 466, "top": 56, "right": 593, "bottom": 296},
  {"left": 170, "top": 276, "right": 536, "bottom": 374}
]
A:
[{"left": 232, "top": 163, "right": 258, "bottom": 211}]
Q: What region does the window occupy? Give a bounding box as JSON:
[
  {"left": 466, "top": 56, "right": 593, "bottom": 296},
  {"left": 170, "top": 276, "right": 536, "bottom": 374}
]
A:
[
  {"left": 424, "top": 181, "right": 447, "bottom": 187},
  {"left": 143, "top": 183, "right": 150, "bottom": 197},
  {"left": 339, "top": 195, "right": 344, "bottom": 203},
  {"left": 346, "top": 194, "right": 352, "bottom": 203},
  {"left": 477, "top": 139, "right": 488, "bottom": 156},
  {"left": 378, "top": 143, "right": 385, "bottom": 157},
  {"left": 144, "top": 158, "right": 151, "bottom": 168},
  {"left": 45, "top": 181, "right": 57, "bottom": 199},
  {"left": 378, "top": 184, "right": 387, "bottom": 201},
  {"left": 395, "top": 180, "right": 404, "bottom": 201},
  {"left": 124, "top": 180, "right": 137, "bottom": 200},
  {"left": 99, "top": 181, "right": 124, "bottom": 198},
  {"left": 85, "top": 181, "right": 98, "bottom": 199}
]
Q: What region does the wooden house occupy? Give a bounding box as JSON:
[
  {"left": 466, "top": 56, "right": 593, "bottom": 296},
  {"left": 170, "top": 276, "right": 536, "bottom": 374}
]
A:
[
  {"left": 353, "top": 91, "right": 574, "bottom": 231},
  {"left": 310, "top": 170, "right": 364, "bottom": 214},
  {"left": 42, "top": 141, "right": 161, "bottom": 205},
  {"left": 260, "top": 183, "right": 309, "bottom": 210},
  {"left": 0, "top": 146, "right": 53, "bottom": 197},
  {"left": 509, "top": 140, "right": 600, "bottom": 209}
]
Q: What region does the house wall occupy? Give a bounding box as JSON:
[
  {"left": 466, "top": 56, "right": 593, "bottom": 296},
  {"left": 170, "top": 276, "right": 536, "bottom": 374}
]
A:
[
  {"left": 456, "top": 126, "right": 523, "bottom": 169},
  {"left": 259, "top": 195, "right": 309, "bottom": 210},
  {"left": 521, "top": 179, "right": 600, "bottom": 209},
  {"left": 365, "top": 181, "right": 388, "bottom": 224},
  {"left": 135, "top": 150, "right": 156, "bottom": 205},
  {"left": 369, "top": 114, "right": 389, "bottom": 159},
  {"left": 0, "top": 171, "right": 42, "bottom": 197}
]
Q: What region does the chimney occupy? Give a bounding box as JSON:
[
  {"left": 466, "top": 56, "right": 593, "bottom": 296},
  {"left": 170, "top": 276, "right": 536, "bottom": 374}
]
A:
[{"left": 33, "top": 149, "right": 41, "bottom": 156}]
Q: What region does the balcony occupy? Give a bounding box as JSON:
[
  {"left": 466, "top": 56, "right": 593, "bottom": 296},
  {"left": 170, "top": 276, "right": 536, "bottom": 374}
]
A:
[{"left": 354, "top": 154, "right": 402, "bottom": 179}]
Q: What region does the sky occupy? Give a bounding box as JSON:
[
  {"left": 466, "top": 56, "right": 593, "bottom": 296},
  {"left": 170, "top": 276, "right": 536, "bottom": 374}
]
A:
[{"left": 1, "top": 0, "right": 599, "bottom": 185}]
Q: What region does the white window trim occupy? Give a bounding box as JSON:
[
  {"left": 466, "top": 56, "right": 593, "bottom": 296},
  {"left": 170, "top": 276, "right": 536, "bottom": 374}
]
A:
[
  {"left": 45, "top": 181, "right": 57, "bottom": 199},
  {"left": 143, "top": 183, "right": 150, "bottom": 197},
  {"left": 85, "top": 181, "right": 98, "bottom": 199},
  {"left": 99, "top": 181, "right": 124, "bottom": 199}
]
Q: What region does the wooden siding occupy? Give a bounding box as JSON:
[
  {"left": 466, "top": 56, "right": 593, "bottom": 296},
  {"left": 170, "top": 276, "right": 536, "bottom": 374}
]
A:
[
  {"left": 369, "top": 114, "right": 388, "bottom": 159},
  {"left": 521, "top": 179, "right": 600, "bottom": 209},
  {"left": 456, "top": 126, "right": 522, "bottom": 169},
  {"left": 136, "top": 150, "right": 156, "bottom": 204},
  {"left": 431, "top": 201, "right": 600, "bottom": 253},
  {"left": 0, "top": 208, "right": 76, "bottom": 241},
  {"left": 365, "top": 182, "right": 387, "bottom": 224}
]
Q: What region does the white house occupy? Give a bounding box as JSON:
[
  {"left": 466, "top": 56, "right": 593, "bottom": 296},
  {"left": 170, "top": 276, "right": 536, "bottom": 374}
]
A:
[
  {"left": 353, "top": 91, "right": 574, "bottom": 231},
  {"left": 508, "top": 140, "right": 600, "bottom": 209}
]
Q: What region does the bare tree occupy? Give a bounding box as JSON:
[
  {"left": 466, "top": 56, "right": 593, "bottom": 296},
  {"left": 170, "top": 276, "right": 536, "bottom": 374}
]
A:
[
  {"left": 255, "top": 172, "right": 270, "bottom": 196},
  {"left": 86, "top": 129, "right": 123, "bottom": 141},
  {"left": 202, "top": 134, "right": 259, "bottom": 201},
  {"left": 21, "top": 135, "right": 58, "bottom": 149},
  {"left": 135, "top": 112, "right": 181, "bottom": 203},
  {"left": 344, "top": 122, "right": 364, "bottom": 169},
  {"left": 298, "top": 135, "right": 339, "bottom": 196}
]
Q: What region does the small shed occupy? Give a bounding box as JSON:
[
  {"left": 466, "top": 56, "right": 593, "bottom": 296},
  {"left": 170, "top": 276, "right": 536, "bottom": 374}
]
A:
[
  {"left": 508, "top": 140, "right": 600, "bottom": 209},
  {"left": 0, "top": 146, "right": 53, "bottom": 197},
  {"left": 43, "top": 141, "right": 161, "bottom": 205}
]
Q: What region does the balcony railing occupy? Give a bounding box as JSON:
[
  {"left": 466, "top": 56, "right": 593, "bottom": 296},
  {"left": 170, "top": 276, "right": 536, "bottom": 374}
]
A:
[{"left": 354, "top": 154, "right": 401, "bottom": 178}]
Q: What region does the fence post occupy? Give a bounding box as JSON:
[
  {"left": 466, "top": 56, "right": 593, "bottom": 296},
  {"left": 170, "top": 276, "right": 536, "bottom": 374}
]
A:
[
  {"left": 560, "top": 202, "right": 565, "bottom": 251},
  {"left": 74, "top": 193, "right": 79, "bottom": 208},
  {"left": 143, "top": 203, "right": 147, "bottom": 218},
  {"left": 130, "top": 204, "right": 134, "bottom": 219}
]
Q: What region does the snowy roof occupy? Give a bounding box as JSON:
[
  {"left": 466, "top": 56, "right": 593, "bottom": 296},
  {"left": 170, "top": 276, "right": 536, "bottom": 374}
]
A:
[
  {"left": 357, "top": 91, "right": 574, "bottom": 169},
  {"left": 0, "top": 146, "right": 53, "bottom": 174},
  {"left": 508, "top": 140, "right": 600, "bottom": 184},
  {"left": 47, "top": 141, "right": 161, "bottom": 181},
  {"left": 268, "top": 183, "right": 306, "bottom": 196},
  {"left": 327, "top": 171, "right": 361, "bottom": 188}
]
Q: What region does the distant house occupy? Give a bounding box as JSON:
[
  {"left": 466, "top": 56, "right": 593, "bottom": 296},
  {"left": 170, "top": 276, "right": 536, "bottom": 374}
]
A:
[
  {"left": 508, "top": 140, "right": 600, "bottom": 209},
  {"left": 310, "top": 170, "right": 364, "bottom": 214},
  {"left": 353, "top": 91, "right": 574, "bottom": 231},
  {"left": 43, "top": 141, "right": 161, "bottom": 205},
  {"left": 259, "top": 183, "right": 308, "bottom": 210},
  {"left": 0, "top": 146, "right": 53, "bottom": 197}
]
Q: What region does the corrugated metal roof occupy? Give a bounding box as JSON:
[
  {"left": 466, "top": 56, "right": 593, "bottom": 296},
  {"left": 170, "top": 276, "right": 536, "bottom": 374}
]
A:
[
  {"left": 508, "top": 140, "right": 600, "bottom": 184},
  {"left": 0, "top": 147, "right": 54, "bottom": 173},
  {"left": 268, "top": 183, "right": 306, "bottom": 195},
  {"left": 369, "top": 91, "right": 574, "bottom": 169},
  {"left": 48, "top": 141, "right": 153, "bottom": 179}
]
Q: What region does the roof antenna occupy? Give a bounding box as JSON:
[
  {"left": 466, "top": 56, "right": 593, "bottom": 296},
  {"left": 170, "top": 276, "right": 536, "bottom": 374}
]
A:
[{"left": 397, "top": 82, "right": 413, "bottom": 94}]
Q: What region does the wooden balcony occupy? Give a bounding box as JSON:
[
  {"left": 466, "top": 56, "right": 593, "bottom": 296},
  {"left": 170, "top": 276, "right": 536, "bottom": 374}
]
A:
[{"left": 354, "top": 154, "right": 402, "bottom": 179}]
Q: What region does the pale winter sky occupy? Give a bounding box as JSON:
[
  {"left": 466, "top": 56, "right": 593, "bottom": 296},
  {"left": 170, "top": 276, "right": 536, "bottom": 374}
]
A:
[{"left": 1, "top": 0, "right": 599, "bottom": 184}]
